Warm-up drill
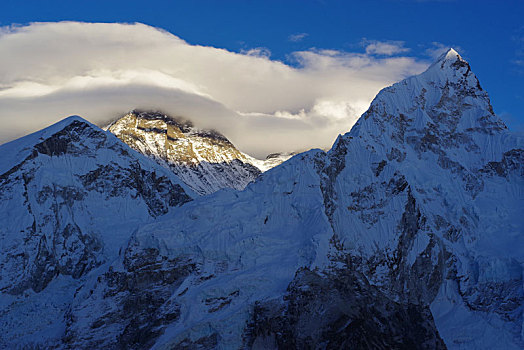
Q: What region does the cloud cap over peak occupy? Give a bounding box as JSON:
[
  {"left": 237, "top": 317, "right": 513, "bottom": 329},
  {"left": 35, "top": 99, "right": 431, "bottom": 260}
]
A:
[{"left": 0, "top": 22, "right": 428, "bottom": 158}]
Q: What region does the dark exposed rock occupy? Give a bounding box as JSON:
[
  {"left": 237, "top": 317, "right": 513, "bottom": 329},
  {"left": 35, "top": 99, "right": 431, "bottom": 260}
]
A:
[
  {"left": 390, "top": 190, "right": 444, "bottom": 305},
  {"left": 386, "top": 147, "right": 406, "bottom": 162},
  {"left": 34, "top": 120, "right": 107, "bottom": 157},
  {"left": 373, "top": 159, "right": 387, "bottom": 176},
  {"left": 479, "top": 149, "right": 524, "bottom": 178},
  {"left": 79, "top": 161, "right": 191, "bottom": 216},
  {"left": 244, "top": 268, "right": 446, "bottom": 350},
  {"left": 317, "top": 136, "right": 348, "bottom": 225},
  {"left": 172, "top": 333, "right": 219, "bottom": 350},
  {"left": 64, "top": 239, "right": 196, "bottom": 349}
]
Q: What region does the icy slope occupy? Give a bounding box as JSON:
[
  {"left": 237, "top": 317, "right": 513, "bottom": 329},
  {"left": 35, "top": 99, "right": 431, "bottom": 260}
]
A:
[
  {"left": 107, "top": 111, "right": 287, "bottom": 195},
  {"left": 0, "top": 116, "right": 194, "bottom": 347},
  {"left": 61, "top": 49, "right": 523, "bottom": 349}
]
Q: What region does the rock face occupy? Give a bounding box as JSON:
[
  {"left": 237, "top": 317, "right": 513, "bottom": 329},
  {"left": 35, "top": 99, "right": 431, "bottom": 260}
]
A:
[
  {"left": 107, "top": 111, "right": 277, "bottom": 195},
  {"left": 245, "top": 267, "right": 446, "bottom": 350},
  {"left": 1, "top": 49, "right": 523, "bottom": 349},
  {"left": 0, "top": 116, "right": 194, "bottom": 347}
]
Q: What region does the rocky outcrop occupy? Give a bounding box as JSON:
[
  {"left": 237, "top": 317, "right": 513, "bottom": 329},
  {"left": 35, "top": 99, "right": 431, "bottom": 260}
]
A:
[
  {"left": 245, "top": 267, "right": 446, "bottom": 350},
  {"left": 64, "top": 237, "right": 196, "bottom": 349},
  {"left": 107, "top": 110, "right": 265, "bottom": 195}
]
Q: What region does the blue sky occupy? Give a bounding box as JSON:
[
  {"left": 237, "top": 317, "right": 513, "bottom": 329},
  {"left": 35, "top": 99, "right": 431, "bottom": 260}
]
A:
[{"left": 0, "top": 0, "right": 523, "bottom": 155}]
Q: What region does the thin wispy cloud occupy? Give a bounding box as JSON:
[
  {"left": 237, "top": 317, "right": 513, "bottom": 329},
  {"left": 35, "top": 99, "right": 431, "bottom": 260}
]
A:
[
  {"left": 0, "top": 22, "right": 429, "bottom": 158},
  {"left": 511, "top": 27, "right": 524, "bottom": 73},
  {"left": 288, "top": 32, "right": 308, "bottom": 42},
  {"left": 363, "top": 40, "right": 410, "bottom": 56},
  {"left": 240, "top": 47, "right": 271, "bottom": 58}
]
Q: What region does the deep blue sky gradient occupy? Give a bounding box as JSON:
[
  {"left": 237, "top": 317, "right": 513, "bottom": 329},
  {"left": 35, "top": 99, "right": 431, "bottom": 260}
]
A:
[{"left": 1, "top": 0, "right": 523, "bottom": 130}]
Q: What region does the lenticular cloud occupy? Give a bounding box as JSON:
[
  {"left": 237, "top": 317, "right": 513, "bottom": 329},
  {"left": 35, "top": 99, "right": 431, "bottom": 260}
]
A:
[{"left": 0, "top": 21, "right": 428, "bottom": 157}]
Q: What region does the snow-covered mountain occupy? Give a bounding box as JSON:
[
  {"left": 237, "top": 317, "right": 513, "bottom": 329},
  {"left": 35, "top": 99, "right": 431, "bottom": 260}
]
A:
[
  {"left": 0, "top": 116, "right": 195, "bottom": 347},
  {"left": 63, "top": 49, "right": 523, "bottom": 349},
  {"left": 1, "top": 49, "right": 522, "bottom": 349},
  {"left": 107, "top": 111, "right": 288, "bottom": 195}
]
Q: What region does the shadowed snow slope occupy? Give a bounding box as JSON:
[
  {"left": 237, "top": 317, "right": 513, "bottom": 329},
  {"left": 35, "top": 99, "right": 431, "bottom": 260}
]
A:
[{"left": 1, "top": 49, "right": 523, "bottom": 349}]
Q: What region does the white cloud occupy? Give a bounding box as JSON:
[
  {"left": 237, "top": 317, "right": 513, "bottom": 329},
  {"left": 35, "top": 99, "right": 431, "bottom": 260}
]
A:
[
  {"left": 0, "top": 22, "right": 429, "bottom": 158},
  {"left": 364, "top": 40, "right": 410, "bottom": 56},
  {"left": 240, "top": 47, "right": 271, "bottom": 58},
  {"left": 288, "top": 33, "right": 308, "bottom": 42}
]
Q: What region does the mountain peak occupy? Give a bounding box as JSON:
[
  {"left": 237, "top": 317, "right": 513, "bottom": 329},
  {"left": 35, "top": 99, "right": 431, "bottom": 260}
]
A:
[
  {"left": 43, "top": 115, "right": 95, "bottom": 133},
  {"left": 129, "top": 109, "right": 195, "bottom": 132},
  {"left": 0, "top": 115, "right": 100, "bottom": 173},
  {"left": 353, "top": 45, "right": 506, "bottom": 152},
  {"left": 62, "top": 114, "right": 90, "bottom": 124},
  {"left": 107, "top": 111, "right": 265, "bottom": 194},
  {"left": 438, "top": 47, "right": 461, "bottom": 62},
  {"left": 424, "top": 47, "right": 474, "bottom": 82}
]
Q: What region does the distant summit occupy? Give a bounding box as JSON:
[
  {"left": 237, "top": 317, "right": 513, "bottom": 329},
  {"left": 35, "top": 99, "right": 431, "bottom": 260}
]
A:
[{"left": 107, "top": 110, "right": 292, "bottom": 194}]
